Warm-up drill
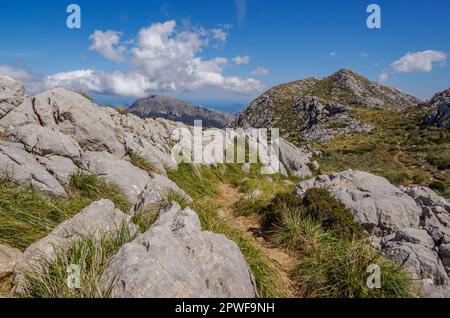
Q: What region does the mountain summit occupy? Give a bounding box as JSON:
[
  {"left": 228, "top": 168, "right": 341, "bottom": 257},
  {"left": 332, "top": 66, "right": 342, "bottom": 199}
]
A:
[
  {"left": 129, "top": 95, "right": 237, "bottom": 128},
  {"left": 233, "top": 69, "right": 422, "bottom": 142}
]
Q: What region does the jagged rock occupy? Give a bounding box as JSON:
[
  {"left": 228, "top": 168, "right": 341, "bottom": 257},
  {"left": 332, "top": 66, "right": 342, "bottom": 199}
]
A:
[
  {"left": 295, "top": 170, "right": 422, "bottom": 235},
  {"left": 383, "top": 241, "right": 448, "bottom": 286},
  {"left": 0, "top": 77, "right": 25, "bottom": 119},
  {"left": 83, "top": 151, "right": 151, "bottom": 204},
  {"left": 0, "top": 141, "right": 66, "bottom": 197},
  {"left": 422, "top": 87, "right": 450, "bottom": 128},
  {"left": 403, "top": 186, "right": 450, "bottom": 244},
  {"left": 101, "top": 202, "right": 257, "bottom": 298},
  {"left": 11, "top": 124, "right": 82, "bottom": 162},
  {"left": 37, "top": 155, "right": 78, "bottom": 184},
  {"left": 0, "top": 98, "right": 38, "bottom": 128},
  {"left": 133, "top": 173, "right": 192, "bottom": 213},
  {"left": 14, "top": 199, "right": 138, "bottom": 293},
  {"left": 32, "top": 89, "right": 126, "bottom": 156},
  {"left": 391, "top": 228, "right": 435, "bottom": 249},
  {"left": 440, "top": 244, "right": 450, "bottom": 267},
  {"left": 0, "top": 244, "right": 22, "bottom": 294},
  {"left": 278, "top": 138, "right": 313, "bottom": 178}
]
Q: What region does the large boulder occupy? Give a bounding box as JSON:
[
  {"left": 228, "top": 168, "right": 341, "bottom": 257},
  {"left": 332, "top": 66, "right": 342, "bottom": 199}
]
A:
[
  {"left": 101, "top": 202, "right": 257, "bottom": 298},
  {"left": 14, "top": 199, "right": 138, "bottom": 293},
  {"left": 278, "top": 138, "right": 313, "bottom": 178},
  {"left": 11, "top": 124, "right": 82, "bottom": 162},
  {"left": 0, "top": 244, "right": 22, "bottom": 295},
  {"left": 423, "top": 87, "right": 450, "bottom": 128},
  {"left": 0, "top": 141, "right": 66, "bottom": 197},
  {"left": 0, "top": 77, "right": 26, "bottom": 119},
  {"left": 37, "top": 155, "right": 78, "bottom": 185},
  {"left": 82, "top": 151, "right": 151, "bottom": 204},
  {"left": 294, "top": 170, "right": 422, "bottom": 235}
]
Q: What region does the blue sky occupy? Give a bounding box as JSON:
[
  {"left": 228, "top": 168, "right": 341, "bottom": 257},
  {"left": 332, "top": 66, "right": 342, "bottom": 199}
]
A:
[{"left": 0, "top": 0, "right": 449, "bottom": 112}]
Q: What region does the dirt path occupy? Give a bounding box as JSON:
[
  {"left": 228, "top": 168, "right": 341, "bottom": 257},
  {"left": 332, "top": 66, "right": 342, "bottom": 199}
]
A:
[{"left": 216, "top": 183, "right": 299, "bottom": 298}]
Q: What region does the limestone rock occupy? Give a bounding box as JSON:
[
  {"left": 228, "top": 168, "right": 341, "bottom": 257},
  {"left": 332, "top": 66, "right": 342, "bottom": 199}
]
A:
[
  {"left": 37, "top": 155, "right": 78, "bottom": 184},
  {"left": 101, "top": 202, "right": 257, "bottom": 298},
  {"left": 278, "top": 138, "right": 313, "bottom": 178},
  {"left": 0, "top": 244, "right": 22, "bottom": 294},
  {"left": 422, "top": 87, "right": 450, "bottom": 128},
  {"left": 0, "top": 77, "right": 26, "bottom": 119},
  {"left": 0, "top": 141, "right": 66, "bottom": 197}
]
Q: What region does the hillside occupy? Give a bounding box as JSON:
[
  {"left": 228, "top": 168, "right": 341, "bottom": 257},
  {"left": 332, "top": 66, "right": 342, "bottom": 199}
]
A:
[{"left": 129, "top": 95, "right": 237, "bottom": 128}]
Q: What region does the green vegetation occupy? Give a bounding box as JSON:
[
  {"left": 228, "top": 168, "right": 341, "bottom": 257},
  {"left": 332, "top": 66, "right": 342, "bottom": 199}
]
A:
[
  {"left": 261, "top": 189, "right": 417, "bottom": 298},
  {"left": 76, "top": 90, "right": 93, "bottom": 102},
  {"left": 0, "top": 173, "right": 130, "bottom": 250},
  {"left": 115, "top": 107, "right": 130, "bottom": 116},
  {"left": 22, "top": 223, "right": 137, "bottom": 298},
  {"left": 312, "top": 106, "right": 450, "bottom": 198},
  {"left": 128, "top": 152, "right": 160, "bottom": 174}
]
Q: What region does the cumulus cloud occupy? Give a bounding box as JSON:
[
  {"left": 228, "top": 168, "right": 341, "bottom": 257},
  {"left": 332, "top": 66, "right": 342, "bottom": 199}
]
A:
[
  {"left": 211, "top": 28, "right": 228, "bottom": 42},
  {"left": 233, "top": 55, "right": 250, "bottom": 65},
  {"left": 361, "top": 53, "right": 369, "bottom": 58},
  {"left": 0, "top": 65, "right": 37, "bottom": 81},
  {"left": 391, "top": 50, "right": 447, "bottom": 73},
  {"left": 378, "top": 72, "right": 389, "bottom": 82},
  {"left": 330, "top": 52, "right": 336, "bottom": 57},
  {"left": 89, "top": 30, "right": 126, "bottom": 62},
  {"left": 251, "top": 67, "right": 269, "bottom": 76},
  {"left": 41, "top": 21, "right": 263, "bottom": 97}
]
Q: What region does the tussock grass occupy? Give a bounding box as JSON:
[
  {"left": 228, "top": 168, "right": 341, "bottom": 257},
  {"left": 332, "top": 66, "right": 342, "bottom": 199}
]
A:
[
  {"left": 115, "top": 107, "right": 129, "bottom": 116},
  {"left": 0, "top": 173, "right": 130, "bottom": 250},
  {"left": 22, "top": 223, "right": 137, "bottom": 298},
  {"left": 128, "top": 152, "right": 160, "bottom": 174}
]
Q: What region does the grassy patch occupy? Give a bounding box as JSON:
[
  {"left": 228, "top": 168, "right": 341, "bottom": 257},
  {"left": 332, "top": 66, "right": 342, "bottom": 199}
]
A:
[
  {"left": 22, "top": 223, "right": 137, "bottom": 298},
  {"left": 115, "top": 107, "right": 129, "bottom": 116},
  {"left": 0, "top": 173, "right": 130, "bottom": 251},
  {"left": 128, "top": 152, "right": 160, "bottom": 174}
]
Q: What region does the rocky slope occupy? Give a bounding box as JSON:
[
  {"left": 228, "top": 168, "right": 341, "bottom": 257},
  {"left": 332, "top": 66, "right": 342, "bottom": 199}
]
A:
[
  {"left": 422, "top": 87, "right": 450, "bottom": 128},
  {"left": 295, "top": 170, "right": 450, "bottom": 297},
  {"left": 130, "top": 95, "right": 237, "bottom": 128},
  {"left": 232, "top": 69, "right": 421, "bottom": 143}
]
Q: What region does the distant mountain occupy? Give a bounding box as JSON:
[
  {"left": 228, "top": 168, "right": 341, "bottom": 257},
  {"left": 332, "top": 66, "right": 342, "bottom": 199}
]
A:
[
  {"left": 422, "top": 87, "right": 450, "bottom": 128},
  {"left": 232, "top": 68, "right": 422, "bottom": 143},
  {"left": 129, "top": 95, "right": 237, "bottom": 128}
]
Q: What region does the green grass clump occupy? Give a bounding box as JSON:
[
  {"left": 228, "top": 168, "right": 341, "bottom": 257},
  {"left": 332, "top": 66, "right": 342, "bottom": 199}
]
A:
[
  {"left": 22, "top": 223, "right": 137, "bottom": 298},
  {"left": 0, "top": 173, "right": 130, "bottom": 251},
  {"left": 115, "top": 107, "right": 129, "bottom": 116},
  {"left": 294, "top": 240, "right": 418, "bottom": 298},
  {"left": 128, "top": 152, "right": 160, "bottom": 174}
]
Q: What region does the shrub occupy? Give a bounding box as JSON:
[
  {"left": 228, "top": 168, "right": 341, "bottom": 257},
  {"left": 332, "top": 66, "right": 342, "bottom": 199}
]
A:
[
  {"left": 294, "top": 240, "right": 418, "bottom": 298},
  {"left": 302, "top": 188, "right": 366, "bottom": 241},
  {"left": 429, "top": 181, "right": 446, "bottom": 193}
]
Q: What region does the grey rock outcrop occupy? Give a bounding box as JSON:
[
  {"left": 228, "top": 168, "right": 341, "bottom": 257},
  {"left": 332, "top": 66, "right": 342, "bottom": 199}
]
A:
[
  {"left": 101, "top": 202, "right": 257, "bottom": 298},
  {"left": 14, "top": 199, "right": 138, "bottom": 293},
  {"left": 422, "top": 87, "right": 450, "bottom": 128},
  {"left": 295, "top": 170, "right": 450, "bottom": 297},
  {"left": 0, "top": 244, "right": 22, "bottom": 294},
  {"left": 0, "top": 77, "right": 25, "bottom": 119},
  {"left": 0, "top": 141, "right": 67, "bottom": 197},
  {"left": 37, "top": 155, "right": 78, "bottom": 184},
  {"left": 278, "top": 138, "right": 314, "bottom": 178}
]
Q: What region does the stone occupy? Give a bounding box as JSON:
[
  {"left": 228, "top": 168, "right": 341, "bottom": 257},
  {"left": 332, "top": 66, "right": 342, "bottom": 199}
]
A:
[
  {"left": 278, "top": 138, "right": 313, "bottom": 178},
  {"left": 37, "top": 155, "right": 78, "bottom": 184},
  {"left": 295, "top": 170, "right": 422, "bottom": 235},
  {"left": 0, "top": 77, "right": 25, "bottom": 119},
  {"left": 0, "top": 141, "right": 66, "bottom": 197},
  {"left": 383, "top": 241, "right": 448, "bottom": 286},
  {"left": 83, "top": 151, "right": 151, "bottom": 204},
  {"left": 12, "top": 124, "right": 82, "bottom": 161},
  {"left": 422, "top": 87, "right": 450, "bottom": 128},
  {"left": 101, "top": 202, "right": 257, "bottom": 298},
  {"left": 133, "top": 173, "right": 192, "bottom": 213},
  {"left": 14, "top": 199, "right": 138, "bottom": 293},
  {"left": 440, "top": 244, "right": 450, "bottom": 267},
  {"left": 392, "top": 228, "right": 435, "bottom": 249},
  {"left": 0, "top": 244, "right": 22, "bottom": 294}
]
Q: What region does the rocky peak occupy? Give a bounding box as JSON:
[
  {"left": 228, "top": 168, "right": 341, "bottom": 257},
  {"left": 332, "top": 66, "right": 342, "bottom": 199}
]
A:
[{"left": 422, "top": 87, "right": 450, "bottom": 128}]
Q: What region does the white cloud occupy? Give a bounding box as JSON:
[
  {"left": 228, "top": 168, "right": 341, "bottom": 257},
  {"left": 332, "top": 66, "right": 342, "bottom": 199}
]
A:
[
  {"left": 89, "top": 30, "right": 126, "bottom": 62},
  {"left": 391, "top": 50, "right": 447, "bottom": 73},
  {"left": 378, "top": 72, "right": 389, "bottom": 82},
  {"left": 233, "top": 55, "right": 250, "bottom": 65},
  {"left": 42, "top": 21, "right": 263, "bottom": 97},
  {"left": 361, "top": 53, "right": 369, "bottom": 58},
  {"left": 211, "top": 28, "right": 228, "bottom": 42},
  {"left": 330, "top": 52, "right": 336, "bottom": 57},
  {"left": 0, "top": 65, "right": 37, "bottom": 81},
  {"left": 251, "top": 67, "right": 269, "bottom": 76},
  {"left": 235, "top": 0, "right": 247, "bottom": 25}
]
